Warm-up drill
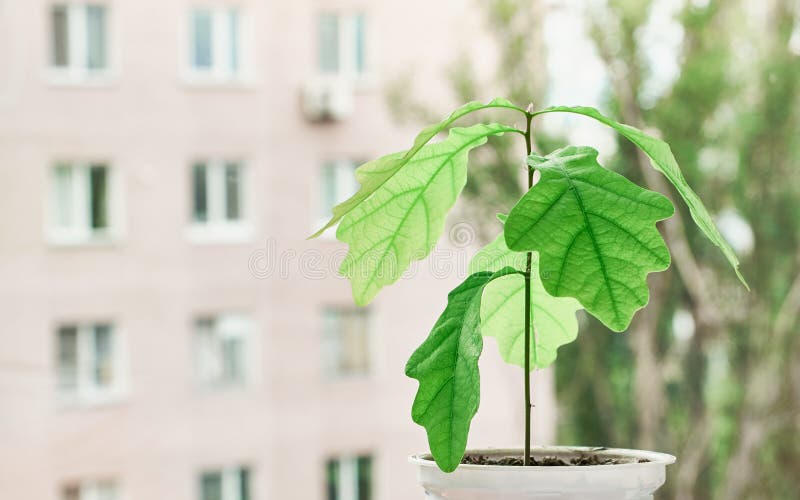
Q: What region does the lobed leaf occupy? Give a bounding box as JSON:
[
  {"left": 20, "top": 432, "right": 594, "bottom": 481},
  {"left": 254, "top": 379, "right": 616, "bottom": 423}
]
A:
[
  {"left": 310, "top": 98, "right": 525, "bottom": 238},
  {"left": 337, "top": 123, "right": 518, "bottom": 305},
  {"left": 469, "top": 227, "right": 581, "bottom": 369},
  {"left": 532, "top": 105, "right": 748, "bottom": 288},
  {"left": 405, "top": 267, "right": 517, "bottom": 472},
  {"left": 505, "top": 146, "right": 674, "bottom": 331}
]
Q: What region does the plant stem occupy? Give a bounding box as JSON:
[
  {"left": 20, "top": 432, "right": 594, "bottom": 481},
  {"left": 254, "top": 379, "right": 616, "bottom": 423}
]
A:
[{"left": 523, "top": 111, "right": 534, "bottom": 466}]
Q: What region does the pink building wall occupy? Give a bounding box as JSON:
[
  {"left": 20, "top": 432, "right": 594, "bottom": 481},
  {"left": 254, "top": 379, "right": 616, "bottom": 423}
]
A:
[{"left": 0, "top": 1, "right": 555, "bottom": 498}]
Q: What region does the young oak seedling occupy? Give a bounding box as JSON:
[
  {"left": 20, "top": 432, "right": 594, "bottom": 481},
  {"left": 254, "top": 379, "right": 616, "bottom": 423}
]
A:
[{"left": 310, "top": 99, "right": 747, "bottom": 472}]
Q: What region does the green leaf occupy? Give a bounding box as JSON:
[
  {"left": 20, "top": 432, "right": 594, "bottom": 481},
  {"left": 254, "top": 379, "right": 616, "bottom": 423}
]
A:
[
  {"left": 468, "top": 219, "right": 528, "bottom": 274},
  {"left": 337, "top": 123, "right": 518, "bottom": 305},
  {"left": 405, "top": 267, "right": 517, "bottom": 472},
  {"left": 469, "top": 228, "right": 581, "bottom": 369},
  {"left": 532, "top": 105, "right": 748, "bottom": 288},
  {"left": 504, "top": 146, "right": 675, "bottom": 332},
  {"left": 310, "top": 98, "right": 525, "bottom": 238}
]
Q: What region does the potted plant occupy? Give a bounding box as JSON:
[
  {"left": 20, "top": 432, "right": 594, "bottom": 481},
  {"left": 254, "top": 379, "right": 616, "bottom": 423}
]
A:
[{"left": 311, "top": 99, "right": 747, "bottom": 499}]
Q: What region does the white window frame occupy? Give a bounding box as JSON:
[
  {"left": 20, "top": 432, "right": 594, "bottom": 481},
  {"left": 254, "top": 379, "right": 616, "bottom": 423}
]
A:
[
  {"left": 198, "top": 466, "right": 250, "bottom": 500},
  {"left": 327, "top": 455, "right": 372, "bottom": 500},
  {"left": 318, "top": 12, "right": 370, "bottom": 83},
  {"left": 188, "top": 160, "right": 252, "bottom": 244},
  {"left": 48, "top": 3, "right": 115, "bottom": 85},
  {"left": 56, "top": 323, "right": 127, "bottom": 406},
  {"left": 315, "top": 159, "right": 359, "bottom": 238},
  {"left": 321, "top": 307, "right": 371, "bottom": 379},
  {"left": 184, "top": 6, "right": 253, "bottom": 85},
  {"left": 47, "top": 162, "right": 123, "bottom": 246},
  {"left": 193, "top": 314, "right": 255, "bottom": 388}
]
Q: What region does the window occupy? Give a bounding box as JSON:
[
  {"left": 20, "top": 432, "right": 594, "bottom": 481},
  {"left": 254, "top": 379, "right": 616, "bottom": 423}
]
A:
[
  {"left": 50, "top": 4, "right": 109, "bottom": 78},
  {"left": 326, "top": 456, "right": 372, "bottom": 500},
  {"left": 199, "top": 467, "right": 250, "bottom": 500},
  {"left": 318, "top": 13, "right": 367, "bottom": 78},
  {"left": 189, "top": 8, "right": 244, "bottom": 81},
  {"left": 321, "top": 308, "right": 370, "bottom": 377},
  {"left": 61, "top": 480, "right": 118, "bottom": 500},
  {"left": 190, "top": 161, "right": 249, "bottom": 241},
  {"left": 50, "top": 163, "right": 116, "bottom": 244},
  {"left": 194, "top": 314, "right": 253, "bottom": 387},
  {"left": 56, "top": 323, "right": 121, "bottom": 403},
  {"left": 318, "top": 160, "right": 359, "bottom": 230}
]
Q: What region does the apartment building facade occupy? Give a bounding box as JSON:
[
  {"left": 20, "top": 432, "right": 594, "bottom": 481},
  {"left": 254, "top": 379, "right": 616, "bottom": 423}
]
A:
[{"left": 0, "top": 1, "right": 553, "bottom": 499}]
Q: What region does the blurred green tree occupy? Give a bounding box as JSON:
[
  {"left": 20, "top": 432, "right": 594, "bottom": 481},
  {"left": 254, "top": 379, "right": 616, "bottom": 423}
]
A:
[
  {"left": 386, "top": 0, "right": 800, "bottom": 498},
  {"left": 560, "top": 0, "right": 800, "bottom": 498}
]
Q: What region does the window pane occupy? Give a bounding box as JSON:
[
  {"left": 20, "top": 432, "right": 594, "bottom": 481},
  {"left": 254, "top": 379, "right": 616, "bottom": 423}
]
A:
[
  {"left": 334, "top": 162, "right": 359, "bottom": 208},
  {"left": 94, "top": 481, "right": 118, "bottom": 500},
  {"left": 86, "top": 6, "right": 107, "bottom": 69},
  {"left": 321, "top": 309, "right": 342, "bottom": 376},
  {"left": 229, "top": 10, "right": 240, "bottom": 73},
  {"left": 195, "top": 318, "right": 220, "bottom": 384},
  {"left": 193, "top": 163, "right": 208, "bottom": 223},
  {"left": 345, "top": 312, "right": 368, "bottom": 374},
  {"left": 89, "top": 165, "right": 108, "bottom": 230},
  {"left": 224, "top": 164, "right": 241, "bottom": 221},
  {"left": 354, "top": 14, "right": 366, "bottom": 74},
  {"left": 57, "top": 326, "right": 79, "bottom": 393},
  {"left": 221, "top": 337, "right": 244, "bottom": 384},
  {"left": 192, "top": 10, "right": 213, "bottom": 69},
  {"left": 338, "top": 310, "right": 369, "bottom": 376},
  {"left": 54, "top": 165, "right": 74, "bottom": 228},
  {"left": 93, "top": 324, "right": 113, "bottom": 388},
  {"left": 52, "top": 6, "right": 69, "bottom": 67},
  {"left": 62, "top": 484, "right": 81, "bottom": 500},
  {"left": 319, "top": 14, "right": 339, "bottom": 73},
  {"left": 238, "top": 468, "right": 250, "bottom": 500},
  {"left": 346, "top": 163, "right": 360, "bottom": 199},
  {"left": 326, "top": 459, "right": 339, "bottom": 500},
  {"left": 200, "top": 472, "right": 223, "bottom": 500},
  {"left": 320, "top": 164, "right": 337, "bottom": 218},
  {"left": 357, "top": 456, "right": 372, "bottom": 500}
]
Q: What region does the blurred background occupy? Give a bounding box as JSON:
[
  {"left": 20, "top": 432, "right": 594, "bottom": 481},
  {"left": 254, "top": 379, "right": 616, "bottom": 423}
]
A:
[{"left": 0, "top": 0, "right": 798, "bottom": 499}]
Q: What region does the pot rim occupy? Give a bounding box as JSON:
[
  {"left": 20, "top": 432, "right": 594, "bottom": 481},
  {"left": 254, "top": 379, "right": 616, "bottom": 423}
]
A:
[{"left": 409, "top": 446, "right": 676, "bottom": 471}]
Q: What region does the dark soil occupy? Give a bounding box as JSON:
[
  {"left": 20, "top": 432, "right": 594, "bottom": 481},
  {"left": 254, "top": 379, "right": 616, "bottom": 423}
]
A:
[{"left": 460, "top": 453, "right": 649, "bottom": 466}]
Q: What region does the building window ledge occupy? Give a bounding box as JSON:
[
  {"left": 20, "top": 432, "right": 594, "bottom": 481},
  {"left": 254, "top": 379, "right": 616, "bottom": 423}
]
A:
[{"left": 188, "top": 223, "right": 253, "bottom": 244}]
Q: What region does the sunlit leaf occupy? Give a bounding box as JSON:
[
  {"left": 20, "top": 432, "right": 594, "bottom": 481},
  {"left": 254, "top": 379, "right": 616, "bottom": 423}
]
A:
[
  {"left": 532, "top": 105, "right": 748, "bottom": 288},
  {"left": 337, "top": 123, "right": 518, "bottom": 305},
  {"left": 505, "top": 146, "right": 674, "bottom": 331},
  {"left": 310, "top": 98, "right": 525, "bottom": 238},
  {"left": 470, "top": 226, "right": 581, "bottom": 369},
  {"left": 405, "top": 267, "right": 517, "bottom": 472}
]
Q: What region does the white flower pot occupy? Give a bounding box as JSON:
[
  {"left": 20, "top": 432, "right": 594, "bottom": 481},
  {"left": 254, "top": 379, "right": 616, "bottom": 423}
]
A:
[{"left": 410, "top": 446, "right": 676, "bottom": 500}]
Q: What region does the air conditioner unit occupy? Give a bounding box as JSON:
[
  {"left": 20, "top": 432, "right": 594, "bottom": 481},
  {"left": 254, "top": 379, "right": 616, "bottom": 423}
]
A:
[{"left": 302, "top": 77, "right": 354, "bottom": 122}]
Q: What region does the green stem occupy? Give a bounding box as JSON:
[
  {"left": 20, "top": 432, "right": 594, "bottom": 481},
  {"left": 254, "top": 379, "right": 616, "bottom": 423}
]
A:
[{"left": 523, "top": 111, "right": 534, "bottom": 466}]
